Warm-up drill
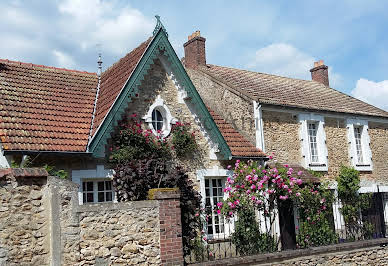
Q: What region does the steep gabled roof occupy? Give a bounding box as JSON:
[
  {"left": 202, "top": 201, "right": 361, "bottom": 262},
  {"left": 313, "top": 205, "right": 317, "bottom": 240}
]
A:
[
  {"left": 0, "top": 59, "right": 98, "bottom": 152},
  {"left": 91, "top": 38, "right": 152, "bottom": 135},
  {"left": 201, "top": 64, "right": 388, "bottom": 118}
]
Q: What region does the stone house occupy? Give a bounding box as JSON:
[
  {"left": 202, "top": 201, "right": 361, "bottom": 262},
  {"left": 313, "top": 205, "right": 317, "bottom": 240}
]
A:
[{"left": 1, "top": 18, "right": 388, "bottom": 249}]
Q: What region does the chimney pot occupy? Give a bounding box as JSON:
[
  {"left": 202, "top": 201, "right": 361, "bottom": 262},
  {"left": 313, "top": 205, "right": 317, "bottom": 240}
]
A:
[
  {"left": 183, "top": 31, "right": 206, "bottom": 68},
  {"left": 310, "top": 60, "right": 329, "bottom": 87}
]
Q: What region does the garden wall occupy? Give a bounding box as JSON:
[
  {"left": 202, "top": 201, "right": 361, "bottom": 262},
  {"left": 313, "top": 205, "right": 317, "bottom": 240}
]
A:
[{"left": 0, "top": 168, "right": 183, "bottom": 266}]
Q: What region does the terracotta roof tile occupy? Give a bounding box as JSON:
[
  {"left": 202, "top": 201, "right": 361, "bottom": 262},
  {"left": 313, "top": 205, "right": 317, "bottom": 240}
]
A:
[
  {"left": 208, "top": 108, "right": 266, "bottom": 158},
  {"left": 0, "top": 59, "right": 98, "bottom": 152},
  {"left": 202, "top": 65, "right": 388, "bottom": 118},
  {"left": 91, "top": 38, "right": 152, "bottom": 135}
]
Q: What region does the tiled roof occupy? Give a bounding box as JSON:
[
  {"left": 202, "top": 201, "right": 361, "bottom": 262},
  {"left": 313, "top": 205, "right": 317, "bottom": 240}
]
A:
[
  {"left": 0, "top": 59, "right": 98, "bottom": 152},
  {"left": 91, "top": 38, "right": 152, "bottom": 135},
  {"left": 208, "top": 108, "right": 266, "bottom": 158},
  {"left": 201, "top": 65, "right": 388, "bottom": 118}
]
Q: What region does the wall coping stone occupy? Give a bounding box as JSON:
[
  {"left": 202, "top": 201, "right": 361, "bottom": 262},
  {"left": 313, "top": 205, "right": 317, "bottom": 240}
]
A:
[
  {"left": 76, "top": 200, "right": 158, "bottom": 213},
  {"left": 191, "top": 238, "right": 388, "bottom": 266},
  {"left": 0, "top": 168, "right": 48, "bottom": 179},
  {"left": 148, "top": 187, "right": 180, "bottom": 200}
]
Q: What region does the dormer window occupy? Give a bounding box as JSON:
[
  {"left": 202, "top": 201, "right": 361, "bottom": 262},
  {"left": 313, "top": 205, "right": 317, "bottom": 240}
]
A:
[{"left": 143, "top": 95, "right": 177, "bottom": 138}]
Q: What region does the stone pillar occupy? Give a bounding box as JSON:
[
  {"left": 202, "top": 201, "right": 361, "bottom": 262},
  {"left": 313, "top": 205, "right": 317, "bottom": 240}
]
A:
[{"left": 149, "top": 188, "right": 184, "bottom": 266}]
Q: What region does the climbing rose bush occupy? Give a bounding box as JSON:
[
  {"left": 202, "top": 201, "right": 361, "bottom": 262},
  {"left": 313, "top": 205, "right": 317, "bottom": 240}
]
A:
[
  {"left": 218, "top": 158, "right": 337, "bottom": 249},
  {"left": 218, "top": 159, "right": 304, "bottom": 218}
]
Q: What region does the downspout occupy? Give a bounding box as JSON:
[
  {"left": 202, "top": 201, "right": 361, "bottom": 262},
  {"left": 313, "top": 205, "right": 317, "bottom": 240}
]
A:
[{"left": 253, "top": 100, "right": 265, "bottom": 153}]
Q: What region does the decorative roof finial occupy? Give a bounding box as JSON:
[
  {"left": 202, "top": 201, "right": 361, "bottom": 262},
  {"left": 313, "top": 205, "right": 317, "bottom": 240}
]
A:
[
  {"left": 153, "top": 15, "right": 168, "bottom": 37},
  {"left": 97, "top": 53, "right": 103, "bottom": 77}
]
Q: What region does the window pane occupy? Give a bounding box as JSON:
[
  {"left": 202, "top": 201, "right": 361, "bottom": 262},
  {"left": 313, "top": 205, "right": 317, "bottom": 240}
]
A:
[
  {"left": 308, "top": 122, "right": 319, "bottom": 163},
  {"left": 86, "top": 182, "right": 93, "bottom": 191},
  {"left": 86, "top": 193, "right": 94, "bottom": 203},
  {"left": 98, "top": 181, "right": 104, "bottom": 191},
  {"left": 83, "top": 193, "right": 86, "bottom": 203},
  {"left": 106, "top": 192, "right": 112, "bottom": 202},
  {"left": 217, "top": 179, "right": 222, "bottom": 187},
  {"left": 98, "top": 192, "right": 105, "bottom": 202},
  {"left": 212, "top": 179, "right": 217, "bottom": 187},
  {"left": 105, "top": 181, "right": 112, "bottom": 190},
  {"left": 205, "top": 179, "right": 209, "bottom": 187},
  {"left": 152, "top": 109, "right": 163, "bottom": 132}
]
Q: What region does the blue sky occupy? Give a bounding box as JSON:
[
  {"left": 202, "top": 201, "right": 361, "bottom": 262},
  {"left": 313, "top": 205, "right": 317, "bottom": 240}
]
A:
[{"left": 1, "top": 0, "right": 388, "bottom": 110}]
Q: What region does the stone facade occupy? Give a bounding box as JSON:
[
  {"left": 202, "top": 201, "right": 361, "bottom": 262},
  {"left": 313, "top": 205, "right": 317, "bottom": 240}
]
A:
[
  {"left": 261, "top": 110, "right": 388, "bottom": 182},
  {"left": 262, "top": 110, "right": 301, "bottom": 165},
  {"left": 188, "top": 68, "right": 256, "bottom": 145}
]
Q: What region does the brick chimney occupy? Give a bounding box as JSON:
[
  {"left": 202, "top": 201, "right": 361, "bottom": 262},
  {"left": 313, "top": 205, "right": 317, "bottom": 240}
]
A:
[
  {"left": 183, "top": 31, "right": 206, "bottom": 68},
  {"left": 310, "top": 60, "right": 329, "bottom": 87}
]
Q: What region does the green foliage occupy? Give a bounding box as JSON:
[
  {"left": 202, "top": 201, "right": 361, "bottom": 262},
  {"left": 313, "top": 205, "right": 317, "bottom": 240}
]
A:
[
  {"left": 231, "top": 207, "right": 277, "bottom": 255},
  {"left": 43, "top": 164, "right": 68, "bottom": 179},
  {"left": 10, "top": 156, "right": 67, "bottom": 179},
  {"left": 295, "top": 183, "right": 338, "bottom": 248},
  {"left": 171, "top": 122, "right": 197, "bottom": 158},
  {"left": 337, "top": 165, "right": 372, "bottom": 240},
  {"left": 109, "top": 118, "right": 171, "bottom": 164},
  {"left": 110, "top": 116, "right": 201, "bottom": 256}
]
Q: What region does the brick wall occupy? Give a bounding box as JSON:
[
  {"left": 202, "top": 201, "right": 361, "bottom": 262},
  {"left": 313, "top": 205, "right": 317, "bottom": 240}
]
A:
[{"left": 150, "top": 188, "right": 183, "bottom": 266}]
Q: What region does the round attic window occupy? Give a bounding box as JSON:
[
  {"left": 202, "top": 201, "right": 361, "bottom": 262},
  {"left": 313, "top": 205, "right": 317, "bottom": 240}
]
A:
[{"left": 142, "top": 95, "right": 177, "bottom": 138}]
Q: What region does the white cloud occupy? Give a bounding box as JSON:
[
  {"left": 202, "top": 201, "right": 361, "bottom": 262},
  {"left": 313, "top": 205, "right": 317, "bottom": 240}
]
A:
[
  {"left": 247, "top": 43, "right": 315, "bottom": 80},
  {"left": 351, "top": 79, "right": 388, "bottom": 111},
  {"left": 58, "top": 0, "right": 153, "bottom": 55},
  {"left": 52, "top": 50, "right": 75, "bottom": 69},
  {"left": 247, "top": 43, "right": 344, "bottom": 88}
]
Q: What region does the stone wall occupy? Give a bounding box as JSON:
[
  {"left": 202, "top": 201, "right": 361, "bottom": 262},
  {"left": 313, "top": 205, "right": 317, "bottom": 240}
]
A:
[
  {"left": 0, "top": 169, "right": 184, "bottom": 266},
  {"left": 0, "top": 168, "right": 50, "bottom": 266},
  {"left": 273, "top": 244, "right": 388, "bottom": 266},
  {"left": 76, "top": 202, "right": 160, "bottom": 265}
]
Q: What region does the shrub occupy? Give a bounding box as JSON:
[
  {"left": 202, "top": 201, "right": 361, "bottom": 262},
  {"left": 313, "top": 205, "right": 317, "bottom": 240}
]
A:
[{"left": 337, "top": 165, "right": 372, "bottom": 240}]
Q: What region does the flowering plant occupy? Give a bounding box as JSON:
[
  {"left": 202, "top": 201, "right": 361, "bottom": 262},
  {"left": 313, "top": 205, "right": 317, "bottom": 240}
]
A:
[
  {"left": 295, "top": 183, "right": 338, "bottom": 248},
  {"left": 218, "top": 157, "right": 338, "bottom": 250},
  {"left": 171, "top": 121, "right": 198, "bottom": 158},
  {"left": 218, "top": 160, "right": 304, "bottom": 218},
  {"left": 109, "top": 114, "right": 171, "bottom": 164}
]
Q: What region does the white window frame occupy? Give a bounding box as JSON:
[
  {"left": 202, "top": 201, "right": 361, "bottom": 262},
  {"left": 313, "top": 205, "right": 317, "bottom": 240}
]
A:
[
  {"left": 81, "top": 179, "right": 114, "bottom": 204},
  {"left": 143, "top": 95, "right": 177, "bottom": 138},
  {"left": 72, "top": 165, "right": 116, "bottom": 205},
  {"left": 346, "top": 119, "right": 373, "bottom": 171},
  {"left": 298, "top": 113, "right": 328, "bottom": 171},
  {"left": 197, "top": 168, "right": 234, "bottom": 239}
]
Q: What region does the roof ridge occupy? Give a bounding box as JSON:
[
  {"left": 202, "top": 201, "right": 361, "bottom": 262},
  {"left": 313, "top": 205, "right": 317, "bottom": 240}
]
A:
[
  {"left": 0, "top": 58, "right": 97, "bottom": 75},
  {"left": 208, "top": 64, "right": 317, "bottom": 83}
]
